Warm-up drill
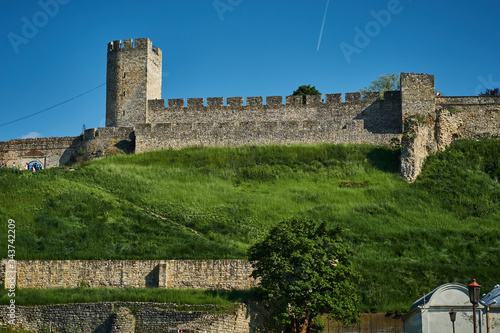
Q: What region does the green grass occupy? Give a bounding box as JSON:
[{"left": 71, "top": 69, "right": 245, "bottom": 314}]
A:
[
  {"left": 0, "top": 285, "right": 253, "bottom": 313},
  {"left": 1, "top": 140, "right": 499, "bottom": 313}
]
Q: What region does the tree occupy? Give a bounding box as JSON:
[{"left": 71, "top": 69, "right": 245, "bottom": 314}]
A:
[
  {"left": 292, "top": 85, "right": 322, "bottom": 104},
  {"left": 248, "top": 218, "right": 360, "bottom": 333},
  {"left": 359, "top": 73, "right": 400, "bottom": 98},
  {"left": 479, "top": 88, "right": 500, "bottom": 96}
]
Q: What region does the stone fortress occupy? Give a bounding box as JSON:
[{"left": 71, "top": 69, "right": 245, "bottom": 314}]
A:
[
  {"left": 1, "top": 38, "right": 500, "bottom": 332},
  {"left": 0, "top": 37, "right": 499, "bottom": 181}
]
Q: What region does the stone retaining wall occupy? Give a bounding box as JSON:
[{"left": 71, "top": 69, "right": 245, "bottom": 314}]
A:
[
  {"left": 2, "top": 259, "right": 257, "bottom": 290},
  {"left": 0, "top": 301, "right": 403, "bottom": 333},
  {"left": 0, "top": 302, "right": 271, "bottom": 333}
]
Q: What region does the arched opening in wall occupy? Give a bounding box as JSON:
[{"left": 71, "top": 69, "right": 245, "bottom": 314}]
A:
[{"left": 28, "top": 161, "right": 43, "bottom": 171}]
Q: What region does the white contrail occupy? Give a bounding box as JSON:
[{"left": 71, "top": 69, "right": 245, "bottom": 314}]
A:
[{"left": 317, "top": 0, "right": 330, "bottom": 51}]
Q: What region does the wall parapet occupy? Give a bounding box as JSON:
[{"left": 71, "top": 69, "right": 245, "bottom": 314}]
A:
[
  {"left": 107, "top": 38, "right": 161, "bottom": 56},
  {"left": 436, "top": 96, "right": 500, "bottom": 105},
  {"left": 148, "top": 91, "right": 399, "bottom": 111}
]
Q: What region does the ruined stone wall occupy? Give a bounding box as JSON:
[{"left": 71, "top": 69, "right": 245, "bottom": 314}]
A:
[
  {"left": 0, "top": 302, "right": 270, "bottom": 333},
  {"left": 73, "top": 127, "right": 135, "bottom": 163},
  {"left": 399, "top": 73, "right": 436, "bottom": 181},
  {"left": 0, "top": 136, "right": 82, "bottom": 169},
  {"left": 0, "top": 301, "right": 402, "bottom": 333},
  {"left": 435, "top": 96, "right": 500, "bottom": 147},
  {"left": 4, "top": 259, "right": 257, "bottom": 290},
  {"left": 136, "top": 92, "right": 402, "bottom": 152}
]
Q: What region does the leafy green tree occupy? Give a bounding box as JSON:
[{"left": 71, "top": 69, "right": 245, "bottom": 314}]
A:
[
  {"left": 292, "top": 85, "right": 322, "bottom": 104},
  {"left": 248, "top": 218, "right": 360, "bottom": 333},
  {"left": 359, "top": 73, "right": 400, "bottom": 98},
  {"left": 479, "top": 88, "right": 500, "bottom": 96}
]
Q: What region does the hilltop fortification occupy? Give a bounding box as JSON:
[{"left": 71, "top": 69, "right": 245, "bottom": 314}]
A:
[{"left": 0, "top": 38, "right": 499, "bottom": 181}]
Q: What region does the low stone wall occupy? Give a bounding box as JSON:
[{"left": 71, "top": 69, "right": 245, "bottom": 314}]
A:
[
  {"left": 0, "top": 136, "right": 82, "bottom": 169},
  {"left": 0, "top": 301, "right": 402, "bottom": 333},
  {"left": 2, "top": 259, "right": 257, "bottom": 290},
  {"left": 0, "top": 302, "right": 272, "bottom": 333},
  {"left": 163, "top": 260, "right": 257, "bottom": 290}
]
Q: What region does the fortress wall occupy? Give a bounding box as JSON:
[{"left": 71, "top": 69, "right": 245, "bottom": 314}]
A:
[
  {"left": 0, "top": 302, "right": 260, "bottom": 333},
  {"left": 435, "top": 96, "right": 500, "bottom": 136},
  {"left": 5, "top": 259, "right": 256, "bottom": 290},
  {"left": 164, "top": 260, "right": 257, "bottom": 290},
  {"left": 401, "top": 73, "right": 435, "bottom": 119},
  {"left": 137, "top": 92, "right": 402, "bottom": 152},
  {"left": 433, "top": 96, "right": 500, "bottom": 151},
  {"left": 0, "top": 136, "right": 82, "bottom": 169},
  {"left": 14, "top": 260, "right": 161, "bottom": 289}
]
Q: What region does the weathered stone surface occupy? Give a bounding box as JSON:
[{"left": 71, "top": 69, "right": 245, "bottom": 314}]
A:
[
  {"left": 0, "top": 302, "right": 275, "bottom": 333},
  {"left": 0, "top": 302, "right": 403, "bottom": 333},
  {"left": 3, "top": 259, "right": 257, "bottom": 290}
]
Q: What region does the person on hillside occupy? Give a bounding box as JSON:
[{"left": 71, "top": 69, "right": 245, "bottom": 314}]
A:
[
  {"left": 25, "top": 163, "right": 28, "bottom": 170},
  {"left": 32, "top": 164, "right": 36, "bottom": 173}
]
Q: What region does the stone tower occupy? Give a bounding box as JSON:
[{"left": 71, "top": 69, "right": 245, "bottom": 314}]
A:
[{"left": 106, "top": 38, "right": 162, "bottom": 127}]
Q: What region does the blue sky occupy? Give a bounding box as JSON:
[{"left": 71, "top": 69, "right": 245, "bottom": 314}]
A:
[{"left": 1, "top": 0, "right": 499, "bottom": 141}]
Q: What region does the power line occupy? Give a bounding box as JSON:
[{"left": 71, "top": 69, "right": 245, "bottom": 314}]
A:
[{"left": 0, "top": 83, "right": 106, "bottom": 128}]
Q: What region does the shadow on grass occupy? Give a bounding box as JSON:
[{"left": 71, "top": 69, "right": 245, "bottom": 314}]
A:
[
  {"left": 203, "top": 288, "right": 260, "bottom": 303},
  {"left": 366, "top": 147, "right": 400, "bottom": 174}
]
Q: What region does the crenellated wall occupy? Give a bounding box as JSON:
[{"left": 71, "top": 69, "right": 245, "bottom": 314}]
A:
[
  {"left": 135, "top": 91, "right": 402, "bottom": 152},
  {"left": 1, "top": 37, "right": 498, "bottom": 184}
]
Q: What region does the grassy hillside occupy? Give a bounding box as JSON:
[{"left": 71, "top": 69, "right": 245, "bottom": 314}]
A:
[{"left": 1, "top": 139, "right": 499, "bottom": 312}]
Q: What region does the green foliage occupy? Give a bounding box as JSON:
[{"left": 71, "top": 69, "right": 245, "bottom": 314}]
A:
[
  {"left": 478, "top": 88, "right": 500, "bottom": 96},
  {"left": 359, "top": 73, "right": 400, "bottom": 99},
  {"left": 248, "top": 219, "right": 360, "bottom": 332},
  {"left": 292, "top": 85, "right": 322, "bottom": 104},
  {"left": 1, "top": 140, "right": 500, "bottom": 313},
  {"left": 0, "top": 286, "right": 254, "bottom": 312},
  {"left": 416, "top": 139, "right": 500, "bottom": 218}
]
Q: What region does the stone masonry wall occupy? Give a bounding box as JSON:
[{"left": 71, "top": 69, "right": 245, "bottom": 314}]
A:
[
  {"left": 3, "top": 259, "right": 257, "bottom": 290},
  {"left": 0, "top": 136, "right": 82, "bottom": 169},
  {"left": 135, "top": 92, "right": 402, "bottom": 152},
  {"left": 0, "top": 302, "right": 402, "bottom": 333},
  {"left": 435, "top": 96, "right": 500, "bottom": 147},
  {"left": 106, "top": 38, "right": 162, "bottom": 128},
  {"left": 164, "top": 260, "right": 257, "bottom": 290},
  {"left": 0, "top": 302, "right": 271, "bottom": 333},
  {"left": 401, "top": 93, "right": 500, "bottom": 182}
]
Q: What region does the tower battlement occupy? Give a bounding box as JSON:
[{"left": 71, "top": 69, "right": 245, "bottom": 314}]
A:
[{"left": 107, "top": 38, "right": 162, "bottom": 56}]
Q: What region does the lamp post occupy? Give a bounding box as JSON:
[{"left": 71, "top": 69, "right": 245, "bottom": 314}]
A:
[
  {"left": 449, "top": 309, "right": 456, "bottom": 333},
  {"left": 468, "top": 279, "right": 481, "bottom": 333}
]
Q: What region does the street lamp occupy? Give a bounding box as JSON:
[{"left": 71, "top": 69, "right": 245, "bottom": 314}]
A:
[
  {"left": 449, "top": 309, "right": 456, "bottom": 333},
  {"left": 468, "top": 279, "right": 481, "bottom": 333}
]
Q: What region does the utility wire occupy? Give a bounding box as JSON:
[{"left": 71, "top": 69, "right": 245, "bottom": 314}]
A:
[{"left": 0, "top": 83, "right": 106, "bottom": 128}]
